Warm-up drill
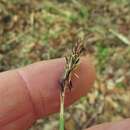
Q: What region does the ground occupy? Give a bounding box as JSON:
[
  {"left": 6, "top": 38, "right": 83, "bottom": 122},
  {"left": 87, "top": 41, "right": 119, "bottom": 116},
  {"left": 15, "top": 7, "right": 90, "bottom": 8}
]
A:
[{"left": 0, "top": 0, "right": 130, "bottom": 130}]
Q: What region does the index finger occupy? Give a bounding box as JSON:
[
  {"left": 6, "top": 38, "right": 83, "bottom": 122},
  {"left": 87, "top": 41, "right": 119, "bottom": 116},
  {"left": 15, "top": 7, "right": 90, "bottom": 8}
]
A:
[
  {"left": 18, "top": 56, "right": 96, "bottom": 118},
  {"left": 0, "top": 56, "right": 95, "bottom": 130}
]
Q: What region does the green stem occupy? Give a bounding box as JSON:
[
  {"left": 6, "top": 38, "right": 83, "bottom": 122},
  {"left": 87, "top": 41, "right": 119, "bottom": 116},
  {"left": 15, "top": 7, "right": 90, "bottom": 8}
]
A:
[{"left": 59, "top": 92, "right": 65, "bottom": 130}]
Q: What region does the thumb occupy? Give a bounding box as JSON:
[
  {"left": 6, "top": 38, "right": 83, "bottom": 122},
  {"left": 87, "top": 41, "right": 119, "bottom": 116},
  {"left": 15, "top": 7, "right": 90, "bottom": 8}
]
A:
[
  {"left": 0, "top": 56, "right": 95, "bottom": 130},
  {"left": 86, "top": 119, "right": 130, "bottom": 130}
]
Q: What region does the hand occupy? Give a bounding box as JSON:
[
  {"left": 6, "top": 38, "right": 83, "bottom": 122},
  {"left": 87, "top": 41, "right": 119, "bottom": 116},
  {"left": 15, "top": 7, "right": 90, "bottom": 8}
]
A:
[
  {"left": 0, "top": 56, "right": 95, "bottom": 130},
  {"left": 86, "top": 118, "right": 130, "bottom": 130}
]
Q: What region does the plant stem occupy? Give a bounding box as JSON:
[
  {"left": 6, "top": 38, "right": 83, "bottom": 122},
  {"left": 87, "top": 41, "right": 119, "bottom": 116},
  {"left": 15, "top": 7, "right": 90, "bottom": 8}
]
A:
[
  {"left": 59, "top": 91, "right": 65, "bottom": 130},
  {"left": 59, "top": 39, "right": 83, "bottom": 130}
]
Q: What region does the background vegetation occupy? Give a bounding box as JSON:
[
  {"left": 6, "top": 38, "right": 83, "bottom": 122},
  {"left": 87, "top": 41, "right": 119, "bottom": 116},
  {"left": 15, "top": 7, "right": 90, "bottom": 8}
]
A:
[{"left": 0, "top": 0, "right": 130, "bottom": 130}]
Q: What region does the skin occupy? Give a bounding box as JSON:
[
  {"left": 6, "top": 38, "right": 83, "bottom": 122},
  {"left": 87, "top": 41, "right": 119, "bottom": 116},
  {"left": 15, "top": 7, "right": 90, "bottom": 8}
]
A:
[
  {"left": 86, "top": 118, "right": 130, "bottom": 130},
  {"left": 0, "top": 56, "right": 95, "bottom": 130},
  {"left": 0, "top": 56, "right": 129, "bottom": 130}
]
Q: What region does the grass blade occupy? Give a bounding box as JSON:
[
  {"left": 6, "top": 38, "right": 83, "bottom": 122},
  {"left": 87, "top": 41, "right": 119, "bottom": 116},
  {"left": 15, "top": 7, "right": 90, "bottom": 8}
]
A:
[{"left": 109, "top": 28, "right": 130, "bottom": 45}]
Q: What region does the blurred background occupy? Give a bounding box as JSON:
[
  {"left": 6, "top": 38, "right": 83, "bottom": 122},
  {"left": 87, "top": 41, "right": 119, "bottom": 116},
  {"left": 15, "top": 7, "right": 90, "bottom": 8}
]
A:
[{"left": 0, "top": 0, "right": 130, "bottom": 130}]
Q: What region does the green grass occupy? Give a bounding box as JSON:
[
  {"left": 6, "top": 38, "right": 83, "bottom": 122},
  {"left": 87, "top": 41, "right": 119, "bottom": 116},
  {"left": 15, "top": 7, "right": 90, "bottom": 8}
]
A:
[{"left": 96, "top": 42, "right": 110, "bottom": 73}]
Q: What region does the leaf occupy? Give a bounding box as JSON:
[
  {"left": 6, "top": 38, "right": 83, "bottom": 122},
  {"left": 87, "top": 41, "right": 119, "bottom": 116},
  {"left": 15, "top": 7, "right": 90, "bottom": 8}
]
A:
[{"left": 109, "top": 29, "right": 130, "bottom": 45}]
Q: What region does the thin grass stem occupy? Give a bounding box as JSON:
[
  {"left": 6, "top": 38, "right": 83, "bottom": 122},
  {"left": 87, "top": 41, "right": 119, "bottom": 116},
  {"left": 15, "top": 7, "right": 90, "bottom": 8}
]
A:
[{"left": 59, "top": 92, "right": 65, "bottom": 130}]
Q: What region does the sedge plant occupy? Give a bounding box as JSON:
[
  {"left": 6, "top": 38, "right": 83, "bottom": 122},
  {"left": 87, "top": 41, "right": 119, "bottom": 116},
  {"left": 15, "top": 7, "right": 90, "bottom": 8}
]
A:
[{"left": 59, "top": 39, "right": 83, "bottom": 130}]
